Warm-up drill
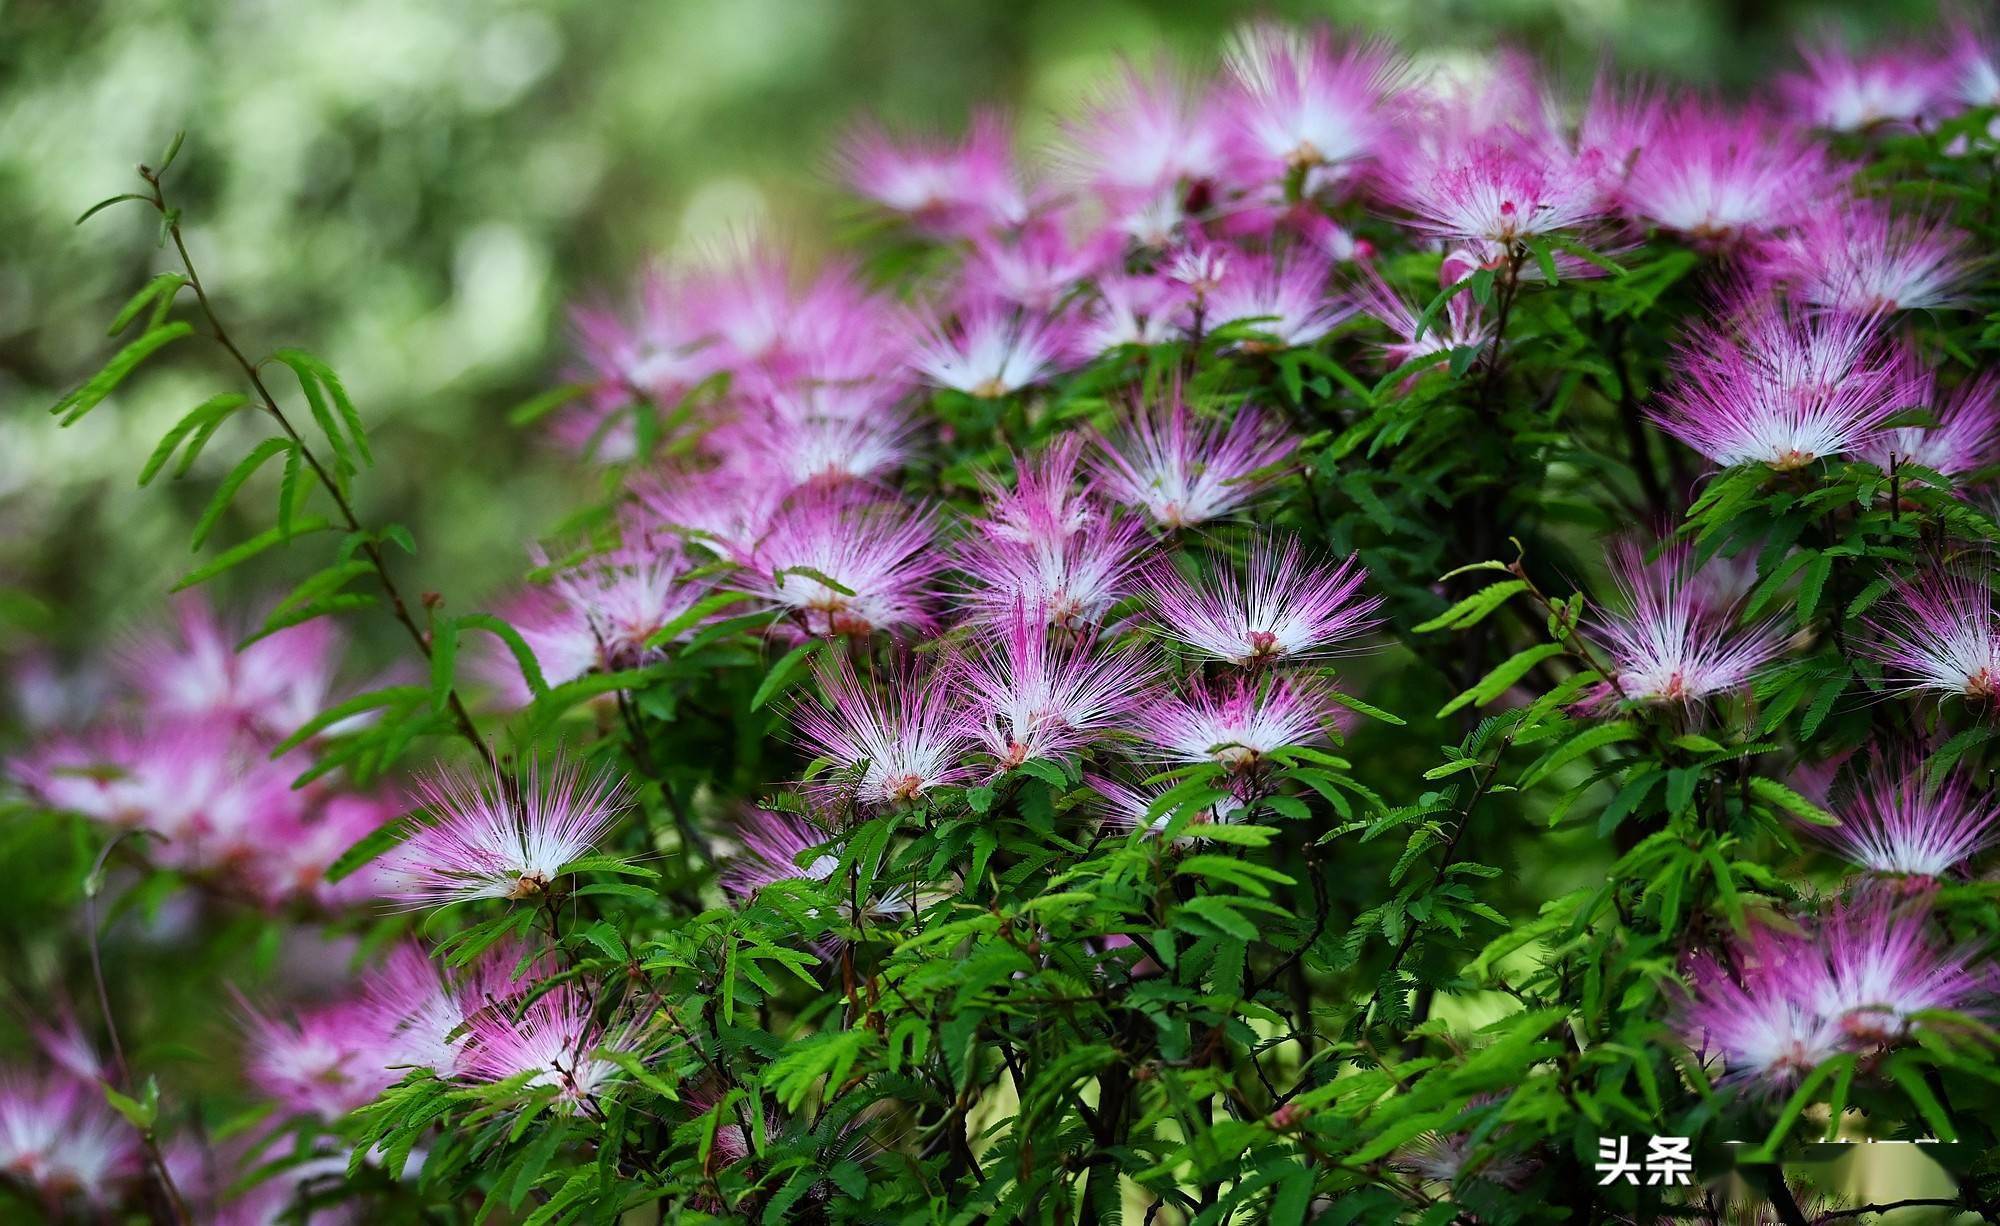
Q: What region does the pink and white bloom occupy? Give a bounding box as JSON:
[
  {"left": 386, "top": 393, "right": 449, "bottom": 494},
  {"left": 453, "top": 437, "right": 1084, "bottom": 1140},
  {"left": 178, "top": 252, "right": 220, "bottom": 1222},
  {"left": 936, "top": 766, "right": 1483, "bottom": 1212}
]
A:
[
  {"left": 1812, "top": 900, "right": 1986, "bottom": 1044},
  {"left": 1620, "top": 102, "right": 1833, "bottom": 244},
  {"left": 0, "top": 1072, "right": 139, "bottom": 1204},
  {"left": 1094, "top": 396, "right": 1297, "bottom": 529},
  {"left": 1678, "top": 943, "right": 1848, "bottom": 1093},
  {"left": 907, "top": 299, "right": 1078, "bottom": 398},
  {"left": 565, "top": 269, "right": 716, "bottom": 445},
  {"left": 1147, "top": 536, "right": 1381, "bottom": 666},
  {"left": 1589, "top": 539, "right": 1787, "bottom": 705},
  {"left": 719, "top": 808, "right": 913, "bottom": 926},
  {"left": 1382, "top": 134, "right": 1604, "bottom": 253},
  {"left": 1079, "top": 273, "right": 1190, "bottom": 354},
  {"left": 972, "top": 436, "right": 1098, "bottom": 549},
  {"left": 840, "top": 112, "right": 1031, "bottom": 237},
  {"left": 736, "top": 488, "right": 942, "bottom": 637},
  {"left": 1204, "top": 248, "right": 1353, "bottom": 350},
  {"left": 386, "top": 756, "right": 631, "bottom": 907},
  {"left": 240, "top": 998, "right": 397, "bottom": 1121},
  {"left": 720, "top": 807, "right": 842, "bottom": 899},
  {"left": 719, "top": 401, "right": 917, "bottom": 490},
  {"left": 1858, "top": 361, "right": 2000, "bottom": 481},
  {"left": 1861, "top": 568, "right": 2000, "bottom": 703},
  {"left": 122, "top": 594, "right": 344, "bottom": 742},
  {"left": 507, "top": 539, "right": 715, "bottom": 688},
  {"left": 635, "top": 464, "right": 788, "bottom": 558},
  {"left": 1753, "top": 199, "right": 1973, "bottom": 315},
  {"left": 1682, "top": 903, "right": 1990, "bottom": 1090},
  {"left": 1783, "top": 40, "right": 1946, "bottom": 132},
  {"left": 1222, "top": 23, "right": 1403, "bottom": 179},
  {"left": 1057, "top": 60, "right": 1230, "bottom": 204},
  {"left": 956, "top": 512, "right": 1151, "bottom": 632},
  {"left": 1350, "top": 259, "right": 1492, "bottom": 375},
  {"left": 1126, "top": 674, "right": 1333, "bottom": 771},
  {"left": 456, "top": 987, "right": 662, "bottom": 1111},
  {"left": 1650, "top": 301, "right": 1900, "bottom": 470},
  {"left": 1948, "top": 21, "right": 2000, "bottom": 111},
  {"left": 964, "top": 220, "right": 1118, "bottom": 313},
  {"left": 792, "top": 654, "right": 970, "bottom": 806},
  {"left": 953, "top": 612, "right": 1155, "bottom": 769},
  {"left": 1089, "top": 773, "right": 1248, "bottom": 842},
  {"left": 361, "top": 943, "right": 545, "bottom": 1075},
  {"left": 1814, "top": 755, "right": 1999, "bottom": 879}
]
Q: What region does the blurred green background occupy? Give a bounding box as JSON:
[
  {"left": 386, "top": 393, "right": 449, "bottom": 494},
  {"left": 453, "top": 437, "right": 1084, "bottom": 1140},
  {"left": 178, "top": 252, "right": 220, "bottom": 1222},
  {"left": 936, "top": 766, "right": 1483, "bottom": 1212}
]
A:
[{"left": 0, "top": 0, "right": 1944, "bottom": 683}]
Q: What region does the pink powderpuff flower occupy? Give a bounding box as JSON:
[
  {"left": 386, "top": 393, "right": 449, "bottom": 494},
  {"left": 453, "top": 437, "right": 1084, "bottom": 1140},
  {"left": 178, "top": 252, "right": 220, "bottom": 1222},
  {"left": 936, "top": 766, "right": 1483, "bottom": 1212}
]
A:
[
  {"left": 1301, "top": 214, "right": 1375, "bottom": 264},
  {"left": 1147, "top": 535, "right": 1382, "bottom": 667},
  {"left": 680, "top": 1082, "right": 784, "bottom": 1170},
  {"left": 0, "top": 1071, "right": 140, "bottom": 1205},
  {"left": 1089, "top": 773, "right": 1249, "bottom": 843},
  {"left": 972, "top": 436, "right": 1098, "bottom": 548},
  {"left": 1055, "top": 60, "right": 1231, "bottom": 206},
  {"left": 730, "top": 411, "right": 917, "bottom": 490},
  {"left": 1650, "top": 301, "right": 1900, "bottom": 470},
  {"left": 361, "top": 942, "right": 545, "bottom": 1075},
  {"left": 964, "top": 219, "right": 1119, "bottom": 314},
  {"left": 1677, "top": 942, "right": 1847, "bottom": 1093},
  {"left": 239, "top": 998, "right": 398, "bottom": 1121},
  {"left": 839, "top": 111, "right": 1031, "bottom": 238},
  {"left": 1575, "top": 75, "right": 1664, "bottom": 205},
  {"left": 1588, "top": 539, "right": 1787, "bottom": 705},
  {"left": 956, "top": 512, "right": 1152, "bottom": 632},
  {"left": 719, "top": 808, "right": 913, "bottom": 926},
  {"left": 720, "top": 807, "right": 842, "bottom": 899},
  {"left": 1858, "top": 361, "right": 2000, "bottom": 481},
  {"left": 455, "top": 986, "right": 663, "bottom": 1111},
  {"left": 1811, "top": 899, "right": 1986, "bottom": 1044},
  {"left": 1381, "top": 133, "right": 1605, "bottom": 254},
  {"left": 122, "top": 593, "right": 344, "bottom": 742},
  {"left": 1126, "top": 673, "right": 1334, "bottom": 772},
  {"left": 1861, "top": 567, "right": 2000, "bottom": 703},
  {"left": 243, "top": 791, "right": 403, "bottom": 911},
  {"left": 385, "top": 755, "right": 631, "bottom": 908},
  {"left": 1813, "top": 754, "right": 1999, "bottom": 880},
  {"left": 675, "top": 247, "right": 902, "bottom": 390},
  {"left": 953, "top": 611, "right": 1156, "bottom": 770},
  {"left": 1620, "top": 102, "right": 1834, "bottom": 245},
  {"left": 1203, "top": 248, "right": 1353, "bottom": 351},
  {"left": 14, "top": 725, "right": 308, "bottom": 881},
  {"left": 565, "top": 270, "right": 716, "bottom": 443},
  {"left": 1167, "top": 242, "right": 1232, "bottom": 297},
  {"left": 1783, "top": 39, "right": 1946, "bottom": 133},
  {"left": 906, "top": 298, "right": 1079, "bottom": 398},
  {"left": 634, "top": 464, "right": 788, "bottom": 559},
  {"left": 1078, "top": 273, "right": 1190, "bottom": 354},
  {"left": 506, "top": 539, "right": 715, "bottom": 689},
  {"left": 23, "top": 1006, "right": 106, "bottom": 1086},
  {"left": 1949, "top": 20, "right": 2000, "bottom": 112},
  {"left": 1752, "top": 198, "right": 1974, "bottom": 315},
  {"left": 792, "top": 653, "right": 970, "bottom": 806},
  {"left": 736, "top": 488, "right": 942, "bottom": 637},
  {"left": 1222, "top": 23, "right": 1403, "bottom": 180},
  {"left": 1349, "top": 258, "right": 1492, "bottom": 376},
  {"left": 1093, "top": 394, "right": 1298, "bottom": 529}
]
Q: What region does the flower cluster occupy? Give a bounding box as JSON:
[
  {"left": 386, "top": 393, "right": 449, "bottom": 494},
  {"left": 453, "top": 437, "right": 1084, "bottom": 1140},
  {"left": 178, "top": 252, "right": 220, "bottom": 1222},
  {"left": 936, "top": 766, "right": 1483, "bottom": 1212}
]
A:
[
  {"left": 19, "top": 11, "right": 2000, "bottom": 1222},
  {"left": 1679, "top": 899, "right": 1986, "bottom": 1090},
  {"left": 11, "top": 595, "right": 400, "bottom": 910}
]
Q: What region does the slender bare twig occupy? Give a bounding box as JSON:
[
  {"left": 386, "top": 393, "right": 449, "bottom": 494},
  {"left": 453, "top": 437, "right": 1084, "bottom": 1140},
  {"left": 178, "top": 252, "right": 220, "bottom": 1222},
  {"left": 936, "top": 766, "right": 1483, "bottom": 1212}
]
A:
[{"left": 83, "top": 833, "right": 190, "bottom": 1224}]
